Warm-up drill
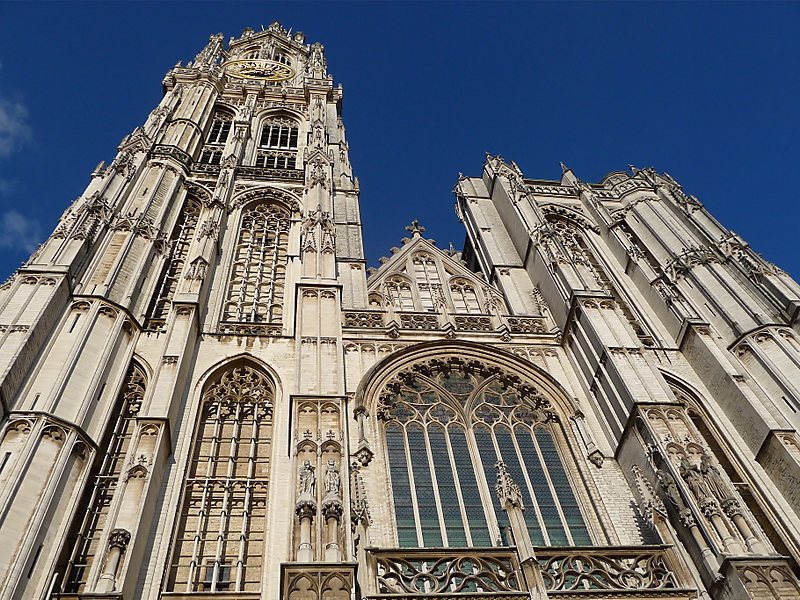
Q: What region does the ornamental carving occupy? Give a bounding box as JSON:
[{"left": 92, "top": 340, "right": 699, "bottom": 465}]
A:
[
  {"left": 203, "top": 364, "right": 274, "bottom": 422},
  {"left": 537, "top": 548, "right": 677, "bottom": 592},
  {"left": 643, "top": 402, "right": 768, "bottom": 554},
  {"left": 343, "top": 311, "right": 383, "bottom": 328},
  {"left": 506, "top": 317, "right": 547, "bottom": 334},
  {"left": 495, "top": 461, "right": 524, "bottom": 509},
  {"left": 377, "top": 356, "right": 552, "bottom": 425},
  {"left": 374, "top": 550, "right": 522, "bottom": 594}
]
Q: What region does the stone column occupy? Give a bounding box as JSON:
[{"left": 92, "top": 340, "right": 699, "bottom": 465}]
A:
[
  {"left": 96, "top": 528, "right": 131, "bottom": 592},
  {"left": 322, "top": 500, "right": 343, "bottom": 561},
  {"left": 722, "top": 498, "right": 766, "bottom": 554}
]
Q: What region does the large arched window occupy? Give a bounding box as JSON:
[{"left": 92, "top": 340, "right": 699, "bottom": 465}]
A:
[
  {"left": 222, "top": 202, "right": 290, "bottom": 325},
  {"left": 379, "top": 358, "right": 591, "bottom": 548},
  {"left": 167, "top": 363, "right": 274, "bottom": 593}
]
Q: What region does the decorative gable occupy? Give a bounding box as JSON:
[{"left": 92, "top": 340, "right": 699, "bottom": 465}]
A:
[{"left": 367, "top": 221, "right": 507, "bottom": 317}]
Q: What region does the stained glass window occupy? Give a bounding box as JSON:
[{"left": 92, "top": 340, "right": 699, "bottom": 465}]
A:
[{"left": 381, "top": 360, "right": 590, "bottom": 548}]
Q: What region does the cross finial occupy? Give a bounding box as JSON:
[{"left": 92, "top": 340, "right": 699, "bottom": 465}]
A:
[{"left": 405, "top": 220, "right": 425, "bottom": 236}]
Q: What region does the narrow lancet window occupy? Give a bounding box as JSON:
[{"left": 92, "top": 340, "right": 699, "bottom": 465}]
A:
[
  {"left": 199, "top": 111, "right": 233, "bottom": 165},
  {"left": 144, "top": 197, "right": 201, "bottom": 331},
  {"left": 59, "top": 363, "right": 146, "bottom": 593}
]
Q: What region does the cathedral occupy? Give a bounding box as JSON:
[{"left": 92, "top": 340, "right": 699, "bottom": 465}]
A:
[{"left": 2, "top": 23, "right": 800, "bottom": 600}]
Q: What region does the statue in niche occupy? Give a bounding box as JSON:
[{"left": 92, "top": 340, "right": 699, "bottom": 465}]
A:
[
  {"left": 298, "top": 460, "right": 316, "bottom": 496},
  {"left": 700, "top": 453, "right": 731, "bottom": 501},
  {"left": 657, "top": 466, "right": 686, "bottom": 510},
  {"left": 679, "top": 457, "right": 711, "bottom": 502},
  {"left": 324, "top": 459, "right": 341, "bottom": 496}
]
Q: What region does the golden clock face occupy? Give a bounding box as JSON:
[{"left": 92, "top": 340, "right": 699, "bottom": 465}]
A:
[{"left": 225, "top": 59, "right": 294, "bottom": 81}]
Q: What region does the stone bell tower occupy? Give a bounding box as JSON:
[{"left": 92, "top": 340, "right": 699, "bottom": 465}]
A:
[{"left": 0, "top": 22, "right": 364, "bottom": 600}]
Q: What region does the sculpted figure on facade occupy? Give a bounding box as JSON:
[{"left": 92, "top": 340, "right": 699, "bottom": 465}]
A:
[
  {"left": 700, "top": 452, "right": 731, "bottom": 502},
  {"left": 299, "top": 459, "right": 316, "bottom": 496},
  {"left": 679, "top": 457, "right": 711, "bottom": 503},
  {"left": 324, "top": 459, "right": 341, "bottom": 497}
]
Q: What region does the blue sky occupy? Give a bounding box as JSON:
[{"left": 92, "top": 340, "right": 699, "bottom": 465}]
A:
[{"left": 0, "top": 2, "right": 798, "bottom": 283}]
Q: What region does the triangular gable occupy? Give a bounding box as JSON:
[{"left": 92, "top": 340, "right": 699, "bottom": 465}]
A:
[{"left": 367, "top": 229, "right": 506, "bottom": 315}]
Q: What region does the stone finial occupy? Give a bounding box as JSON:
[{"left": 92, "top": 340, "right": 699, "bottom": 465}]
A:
[
  {"left": 560, "top": 162, "right": 570, "bottom": 174},
  {"left": 495, "top": 461, "right": 524, "bottom": 509},
  {"left": 405, "top": 220, "right": 425, "bottom": 236}
]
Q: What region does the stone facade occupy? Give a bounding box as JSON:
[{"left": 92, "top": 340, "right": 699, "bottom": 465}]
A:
[{"left": 0, "top": 22, "right": 798, "bottom": 600}]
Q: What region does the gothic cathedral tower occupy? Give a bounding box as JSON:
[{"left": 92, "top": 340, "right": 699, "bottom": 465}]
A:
[{"left": 1, "top": 24, "right": 800, "bottom": 600}]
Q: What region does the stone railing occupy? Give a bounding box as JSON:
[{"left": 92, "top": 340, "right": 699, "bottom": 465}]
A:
[
  {"left": 236, "top": 164, "right": 304, "bottom": 181},
  {"left": 454, "top": 315, "right": 494, "bottom": 332},
  {"left": 399, "top": 313, "right": 439, "bottom": 331},
  {"left": 365, "top": 547, "right": 528, "bottom": 598},
  {"left": 537, "top": 545, "right": 679, "bottom": 593},
  {"left": 343, "top": 311, "right": 384, "bottom": 328},
  {"left": 506, "top": 316, "right": 547, "bottom": 334},
  {"left": 218, "top": 321, "right": 283, "bottom": 337},
  {"left": 363, "top": 546, "right": 691, "bottom": 598}
]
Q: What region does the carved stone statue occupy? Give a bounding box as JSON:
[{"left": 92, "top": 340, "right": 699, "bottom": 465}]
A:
[
  {"left": 298, "top": 460, "right": 316, "bottom": 496},
  {"left": 700, "top": 453, "right": 731, "bottom": 501},
  {"left": 656, "top": 466, "right": 686, "bottom": 510},
  {"left": 324, "top": 459, "right": 341, "bottom": 496},
  {"left": 679, "top": 457, "right": 710, "bottom": 502}
]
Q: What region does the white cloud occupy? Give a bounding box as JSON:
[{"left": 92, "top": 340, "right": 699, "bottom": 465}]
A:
[
  {"left": 0, "top": 210, "right": 43, "bottom": 253},
  {"left": 0, "top": 97, "right": 31, "bottom": 158}
]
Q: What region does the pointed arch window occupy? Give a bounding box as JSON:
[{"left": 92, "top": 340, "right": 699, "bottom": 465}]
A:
[
  {"left": 379, "top": 360, "right": 591, "bottom": 548},
  {"left": 59, "top": 363, "right": 146, "bottom": 593},
  {"left": 144, "top": 197, "right": 201, "bottom": 331},
  {"left": 412, "top": 253, "right": 442, "bottom": 312},
  {"left": 199, "top": 111, "right": 233, "bottom": 165},
  {"left": 255, "top": 116, "right": 298, "bottom": 169},
  {"left": 384, "top": 276, "right": 414, "bottom": 312},
  {"left": 222, "top": 202, "right": 290, "bottom": 324},
  {"left": 167, "top": 364, "right": 274, "bottom": 593},
  {"left": 450, "top": 279, "right": 481, "bottom": 314}
]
